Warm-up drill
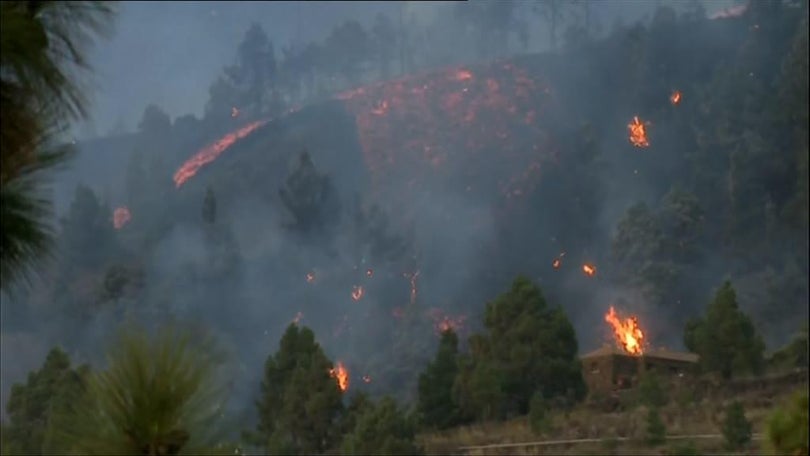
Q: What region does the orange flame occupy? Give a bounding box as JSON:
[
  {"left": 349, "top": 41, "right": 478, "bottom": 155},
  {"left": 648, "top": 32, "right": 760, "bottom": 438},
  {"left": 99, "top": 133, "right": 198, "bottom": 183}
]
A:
[
  {"left": 582, "top": 263, "right": 596, "bottom": 277},
  {"left": 627, "top": 116, "right": 650, "bottom": 148},
  {"left": 330, "top": 361, "right": 349, "bottom": 392},
  {"left": 552, "top": 252, "right": 565, "bottom": 269},
  {"left": 112, "top": 206, "right": 132, "bottom": 229},
  {"left": 173, "top": 120, "right": 267, "bottom": 188},
  {"left": 670, "top": 90, "right": 682, "bottom": 105},
  {"left": 429, "top": 308, "right": 466, "bottom": 335},
  {"left": 605, "top": 306, "right": 645, "bottom": 355},
  {"left": 351, "top": 285, "right": 364, "bottom": 301},
  {"left": 306, "top": 272, "right": 315, "bottom": 283}
]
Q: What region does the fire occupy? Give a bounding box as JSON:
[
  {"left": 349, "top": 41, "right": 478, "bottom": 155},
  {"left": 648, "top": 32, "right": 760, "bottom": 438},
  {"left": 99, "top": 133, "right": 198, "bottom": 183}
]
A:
[
  {"left": 231, "top": 107, "right": 239, "bottom": 118},
  {"left": 552, "top": 252, "right": 565, "bottom": 269},
  {"left": 329, "top": 361, "right": 349, "bottom": 392},
  {"left": 366, "top": 268, "right": 373, "bottom": 278},
  {"left": 604, "top": 306, "right": 645, "bottom": 355},
  {"left": 582, "top": 263, "right": 596, "bottom": 276},
  {"left": 362, "top": 375, "right": 372, "bottom": 384},
  {"left": 306, "top": 272, "right": 315, "bottom": 283},
  {"left": 429, "top": 308, "right": 466, "bottom": 335},
  {"left": 351, "top": 285, "right": 364, "bottom": 301},
  {"left": 627, "top": 116, "right": 650, "bottom": 148},
  {"left": 112, "top": 206, "right": 131, "bottom": 229},
  {"left": 670, "top": 90, "right": 682, "bottom": 105},
  {"left": 173, "top": 119, "right": 267, "bottom": 188}
]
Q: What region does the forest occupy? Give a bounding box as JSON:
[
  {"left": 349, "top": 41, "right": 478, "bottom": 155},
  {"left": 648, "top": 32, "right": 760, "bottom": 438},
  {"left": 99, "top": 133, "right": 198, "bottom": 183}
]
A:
[{"left": 0, "top": 1, "right": 808, "bottom": 455}]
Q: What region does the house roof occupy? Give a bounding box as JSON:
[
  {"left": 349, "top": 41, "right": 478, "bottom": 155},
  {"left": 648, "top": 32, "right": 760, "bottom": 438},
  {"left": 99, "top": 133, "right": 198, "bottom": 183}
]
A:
[{"left": 580, "top": 344, "right": 699, "bottom": 363}]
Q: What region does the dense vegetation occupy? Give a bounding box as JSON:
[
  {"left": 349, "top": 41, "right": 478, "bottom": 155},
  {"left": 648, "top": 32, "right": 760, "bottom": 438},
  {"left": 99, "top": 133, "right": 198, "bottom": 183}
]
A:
[{"left": 1, "top": 0, "right": 808, "bottom": 454}]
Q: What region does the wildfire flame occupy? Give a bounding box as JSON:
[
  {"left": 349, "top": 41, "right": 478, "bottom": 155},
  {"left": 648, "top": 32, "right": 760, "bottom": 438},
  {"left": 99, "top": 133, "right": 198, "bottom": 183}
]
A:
[
  {"left": 670, "top": 90, "right": 682, "bottom": 105},
  {"left": 351, "top": 285, "right": 364, "bottom": 301},
  {"left": 112, "top": 206, "right": 131, "bottom": 229},
  {"left": 306, "top": 272, "right": 315, "bottom": 283},
  {"left": 429, "top": 308, "right": 466, "bottom": 335},
  {"left": 330, "top": 361, "right": 349, "bottom": 392},
  {"left": 627, "top": 116, "right": 650, "bottom": 148},
  {"left": 605, "top": 306, "right": 645, "bottom": 355},
  {"left": 582, "top": 263, "right": 596, "bottom": 277},
  {"left": 552, "top": 252, "right": 565, "bottom": 269},
  {"left": 173, "top": 119, "right": 267, "bottom": 188}
]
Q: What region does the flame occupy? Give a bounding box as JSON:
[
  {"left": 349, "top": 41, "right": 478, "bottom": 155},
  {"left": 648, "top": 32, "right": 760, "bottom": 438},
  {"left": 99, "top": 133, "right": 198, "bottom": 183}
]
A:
[
  {"left": 173, "top": 120, "right": 267, "bottom": 188},
  {"left": 627, "top": 116, "right": 650, "bottom": 148},
  {"left": 366, "top": 268, "right": 373, "bottom": 278},
  {"left": 429, "top": 308, "right": 466, "bottom": 335},
  {"left": 329, "top": 361, "right": 349, "bottom": 392},
  {"left": 112, "top": 206, "right": 131, "bottom": 229},
  {"left": 293, "top": 311, "right": 303, "bottom": 325},
  {"left": 231, "top": 107, "right": 239, "bottom": 118},
  {"left": 362, "top": 374, "right": 372, "bottom": 383},
  {"left": 582, "top": 263, "right": 596, "bottom": 277},
  {"left": 552, "top": 251, "right": 565, "bottom": 269},
  {"left": 605, "top": 306, "right": 645, "bottom": 355},
  {"left": 351, "top": 285, "right": 364, "bottom": 301},
  {"left": 306, "top": 272, "right": 315, "bottom": 283},
  {"left": 670, "top": 90, "right": 682, "bottom": 105}
]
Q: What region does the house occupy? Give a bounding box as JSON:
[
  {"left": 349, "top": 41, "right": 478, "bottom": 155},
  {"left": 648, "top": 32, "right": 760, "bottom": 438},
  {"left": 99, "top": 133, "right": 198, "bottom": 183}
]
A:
[{"left": 580, "top": 344, "right": 699, "bottom": 395}]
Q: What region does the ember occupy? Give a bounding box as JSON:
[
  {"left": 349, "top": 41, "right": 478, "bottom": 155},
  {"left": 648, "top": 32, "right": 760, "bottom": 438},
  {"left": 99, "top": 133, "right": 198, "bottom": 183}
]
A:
[
  {"left": 670, "top": 90, "right": 682, "bottom": 105},
  {"left": 306, "top": 272, "right": 315, "bottom": 283},
  {"left": 112, "top": 206, "right": 131, "bottom": 229},
  {"left": 605, "top": 306, "right": 645, "bottom": 355},
  {"left": 329, "top": 361, "right": 349, "bottom": 392},
  {"left": 366, "top": 268, "right": 373, "bottom": 278},
  {"left": 552, "top": 252, "right": 565, "bottom": 269},
  {"left": 627, "top": 116, "right": 650, "bottom": 148},
  {"left": 351, "top": 285, "right": 364, "bottom": 301},
  {"left": 582, "top": 263, "right": 596, "bottom": 277}
]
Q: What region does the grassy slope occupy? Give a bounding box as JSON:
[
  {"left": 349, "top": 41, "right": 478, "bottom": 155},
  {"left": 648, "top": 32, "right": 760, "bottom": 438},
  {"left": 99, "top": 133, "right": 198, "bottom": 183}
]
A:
[{"left": 419, "top": 374, "right": 807, "bottom": 455}]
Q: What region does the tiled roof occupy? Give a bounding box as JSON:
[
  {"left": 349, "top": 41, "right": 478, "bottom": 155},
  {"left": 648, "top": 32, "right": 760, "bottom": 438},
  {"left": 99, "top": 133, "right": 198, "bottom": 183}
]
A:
[{"left": 580, "top": 344, "right": 699, "bottom": 363}]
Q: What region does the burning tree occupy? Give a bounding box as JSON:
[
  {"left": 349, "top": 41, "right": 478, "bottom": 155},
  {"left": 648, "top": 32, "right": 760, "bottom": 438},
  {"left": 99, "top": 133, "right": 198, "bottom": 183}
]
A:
[{"left": 253, "top": 324, "right": 344, "bottom": 454}]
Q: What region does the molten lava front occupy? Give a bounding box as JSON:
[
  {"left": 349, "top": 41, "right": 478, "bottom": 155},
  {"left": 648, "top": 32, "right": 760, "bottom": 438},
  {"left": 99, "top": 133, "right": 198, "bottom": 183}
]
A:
[{"left": 605, "top": 306, "right": 645, "bottom": 355}]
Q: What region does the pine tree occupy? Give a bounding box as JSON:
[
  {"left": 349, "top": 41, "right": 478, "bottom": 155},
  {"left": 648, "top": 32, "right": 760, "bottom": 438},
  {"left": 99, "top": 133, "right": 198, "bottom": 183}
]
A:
[
  {"left": 417, "top": 329, "right": 461, "bottom": 430},
  {"left": 722, "top": 401, "right": 752, "bottom": 451},
  {"left": 340, "top": 397, "right": 422, "bottom": 455}
]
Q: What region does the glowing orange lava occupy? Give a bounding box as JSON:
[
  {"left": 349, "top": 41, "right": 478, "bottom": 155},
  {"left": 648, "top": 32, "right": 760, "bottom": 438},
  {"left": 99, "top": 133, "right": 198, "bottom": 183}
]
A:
[
  {"left": 628, "top": 116, "right": 650, "bottom": 148},
  {"left": 351, "top": 285, "right": 364, "bottom": 301},
  {"left": 330, "top": 361, "right": 349, "bottom": 392},
  {"left": 112, "top": 206, "right": 131, "bottom": 229},
  {"left": 173, "top": 120, "right": 267, "bottom": 188},
  {"left": 605, "top": 306, "right": 645, "bottom": 355},
  {"left": 582, "top": 263, "right": 596, "bottom": 277},
  {"left": 670, "top": 90, "right": 682, "bottom": 105}
]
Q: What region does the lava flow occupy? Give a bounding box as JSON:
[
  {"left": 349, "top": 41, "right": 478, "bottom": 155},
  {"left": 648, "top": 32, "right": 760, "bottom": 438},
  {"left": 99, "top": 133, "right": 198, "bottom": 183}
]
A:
[
  {"left": 112, "top": 206, "right": 132, "bottom": 229},
  {"left": 605, "top": 306, "right": 645, "bottom": 355},
  {"left": 173, "top": 119, "right": 267, "bottom": 188},
  {"left": 330, "top": 361, "right": 349, "bottom": 392},
  {"left": 628, "top": 116, "right": 650, "bottom": 148}
]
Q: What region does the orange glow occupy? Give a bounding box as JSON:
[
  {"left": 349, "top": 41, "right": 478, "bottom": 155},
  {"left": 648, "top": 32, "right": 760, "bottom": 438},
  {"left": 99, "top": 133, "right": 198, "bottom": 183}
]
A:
[
  {"left": 429, "top": 308, "right": 466, "bottom": 335},
  {"left": 552, "top": 258, "right": 561, "bottom": 269},
  {"left": 112, "top": 206, "right": 131, "bottom": 229},
  {"left": 351, "top": 285, "right": 364, "bottom": 301},
  {"left": 670, "top": 90, "right": 682, "bottom": 105},
  {"left": 173, "top": 120, "right": 267, "bottom": 188},
  {"left": 627, "top": 116, "right": 650, "bottom": 148},
  {"left": 604, "top": 306, "right": 645, "bottom": 355},
  {"left": 330, "top": 361, "right": 349, "bottom": 392},
  {"left": 453, "top": 69, "right": 473, "bottom": 82},
  {"left": 582, "top": 263, "right": 596, "bottom": 277}
]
